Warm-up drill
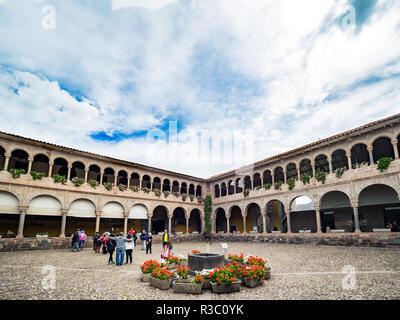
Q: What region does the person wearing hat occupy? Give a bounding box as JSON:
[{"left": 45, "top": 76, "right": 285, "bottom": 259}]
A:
[{"left": 108, "top": 232, "right": 133, "bottom": 266}]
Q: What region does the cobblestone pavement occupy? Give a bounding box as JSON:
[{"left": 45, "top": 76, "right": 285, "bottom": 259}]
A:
[{"left": 1, "top": 241, "right": 399, "bottom": 300}]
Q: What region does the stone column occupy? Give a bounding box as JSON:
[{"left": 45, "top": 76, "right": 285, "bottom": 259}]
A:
[
  {"left": 226, "top": 213, "right": 230, "bottom": 233},
  {"left": 4, "top": 153, "right": 11, "bottom": 171},
  {"left": 286, "top": 210, "right": 292, "bottom": 234},
  {"left": 242, "top": 214, "right": 247, "bottom": 233},
  {"left": 67, "top": 165, "right": 72, "bottom": 180},
  {"left": 367, "top": 145, "right": 374, "bottom": 164},
  {"left": 315, "top": 205, "right": 322, "bottom": 233},
  {"left": 297, "top": 168, "right": 300, "bottom": 181},
  {"left": 392, "top": 139, "right": 399, "bottom": 159},
  {"left": 261, "top": 208, "right": 267, "bottom": 234},
  {"left": 283, "top": 171, "right": 287, "bottom": 184},
  {"left": 84, "top": 169, "right": 89, "bottom": 182},
  {"left": 48, "top": 161, "right": 54, "bottom": 177},
  {"left": 148, "top": 216, "right": 152, "bottom": 233},
  {"left": 311, "top": 160, "right": 316, "bottom": 177},
  {"left": 100, "top": 171, "right": 104, "bottom": 185},
  {"left": 351, "top": 201, "right": 361, "bottom": 233},
  {"left": 327, "top": 156, "right": 333, "bottom": 174},
  {"left": 95, "top": 210, "right": 102, "bottom": 233},
  {"left": 185, "top": 216, "right": 189, "bottom": 234},
  {"left": 27, "top": 157, "right": 33, "bottom": 174},
  {"left": 271, "top": 173, "right": 275, "bottom": 184},
  {"left": 17, "top": 206, "right": 28, "bottom": 238},
  {"left": 346, "top": 152, "right": 352, "bottom": 170},
  {"left": 168, "top": 215, "right": 172, "bottom": 234},
  {"left": 123, "top": 215, "right": 128, "bottom": 236},
  {"left": 60, "top": 209, "right": 68, "bottom": 238},
  {"left": 114, "top": 175, "right": 118, "bottom": 186},
  {"left": 127, "top": 177, "right": 130, "bottom": 188}
]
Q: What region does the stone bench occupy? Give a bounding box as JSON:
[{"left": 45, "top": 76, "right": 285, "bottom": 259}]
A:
[{"left": 373, "top": 228, "right": 391, "bottom": 232}]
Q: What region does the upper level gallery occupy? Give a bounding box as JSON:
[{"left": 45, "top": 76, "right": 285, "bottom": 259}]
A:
[
  {"left": 209, "top": 113, "right": 400, "bottom": 205},
  {"left": 0, "top": 132, "right": 206, "bottom": 205}
]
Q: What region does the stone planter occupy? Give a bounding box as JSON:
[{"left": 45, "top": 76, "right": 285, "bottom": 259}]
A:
[
  {"left": 142, "top": 273, "right": 151, "bottom": 282},
  {"left": 170, "top": 276, "right": 178, "bottom": 288},
  {"left": 202, "top": 278, "right": 211, "bottom": 289},
  {"left": 168, "top": 263, "right": 178, "bottom": 269},
  {"left": 211, "top": 281, "right": 241, "bottom": 294},
  {"left": 150, "top": 277, "right": 171, "bottom": 290},
  {"left": 172, "top": 279, "right": 203, "bottom": 294},
  {"left": 244, "top": 277, "right": 259, "bottom": 288}
]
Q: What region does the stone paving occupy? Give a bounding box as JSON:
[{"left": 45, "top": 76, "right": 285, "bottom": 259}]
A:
[{"left": 0, "top": 241, "right": 399, "bottom": 300}]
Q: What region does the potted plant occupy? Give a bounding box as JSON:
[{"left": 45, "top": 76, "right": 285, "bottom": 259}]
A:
[
  {"left": 103, "top": 182, "right": 113, "bottom": 191},
  {"left": 167, "top": 256, "right": 180, "bottom": 269},
  {"left": 72, "top": 177, "right": 84, "bottom": 187},
  {"left": 178, "top": 255, "right": 188, "bottom": 266},
  {"left": 264, "top": 183, "right": 272, "bottom": 190},
  {"left": 243, "top": 188, "right": 250, "bottom": 198},
  {"left": 255, "top": 185, "right": 262, "bottom": 191},
  {"left": 140, "top": 259, "right": 163, "bottom": 282},
  {"left": 197, "top": 196, "right": 203, "bottom": 204},
  {"left": 274, "top": 181, "right": 282, "bottom": 190},
  {"left": 173, "top": 192, "right": 180, "bottom": 198},
  {"left": 377, "top": 157, "right": 393, "bottom": 172},
  {"left": 335, "top": 167, "right": 346, "bottom": 178},
  {"left": 227, "top": 253, "right": 244, "bottom": 264},
  {"left": 210, "top": 267, "right": 241, "bottom": 293},
  {"left": 88, "top": 179, "right": 99, "bottom": 189},
  {"left": 300, "top": 173, "right": 312, "bottom": 185},
  {"left": 142, "top": 187, "right": 151, "bottom": 194},
  {"left": 163, "top": 191, "right": 170, "bottom": 198},
  {"left": 199, "top": 269, "right": 213, "bottom": 289},
  {"left": 172, "top": 273, "right": 203, "bottom": 294},
  {"left": 150, "top": 267, "right": 172, "bottom": 290},
  {"left": 315, "top": 170, "right": 326, "bottom": 184},
  {"left": 242, "top": 265, "right": 266, "bottom": 288},
  {"left": 130, "top": 185, "right": 139, "bottom": 192},
  {"left": 181, "top": 193, "right": 187, "bottom": 201},
  {"left": 53, "top": 174, "right": 67, "bottom": 185},
  {"left": 153, "top": 189, "right": 161, "bottom": 197},
  {"left": 9, "top": 168, "right": 26, "bottom": 179},
  {"left": 36, "top": 232, "right": 48, "bottom": 238},
  {"left": 287, "top": 177, "right": 296, "bottom": 190},
  {"left": 189, "top": 250, "right": 201, "bottom": 255},
  {"left": 189, "top": 194, "right": 194, "bottom": 202},
  {"left": 30, "top": 171, "right": 45, "bottom": 180},
  {"left": 118, "top": 184, "right": 127, "bottom": 191}
]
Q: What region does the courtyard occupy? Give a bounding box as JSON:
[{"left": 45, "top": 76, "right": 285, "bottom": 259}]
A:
[{"left": 0, "top": 241, "right": 399, "bottom": 300}]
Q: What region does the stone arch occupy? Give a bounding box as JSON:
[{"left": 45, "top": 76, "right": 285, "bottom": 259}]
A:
[
  {"left": 9, "top": 149, "right": 29, "bottom": 172},
  {"left": 196, "top": 185, "right": 202, "bottom": 197},
  {"left": 52, "top": 157, "right": 68, "bottom": 177},
  {"left": 245, "top": 203, "right": 262, "bottom": 233},
  {"left": 228, "top": 205, "right": 243, "bottom": 233},
  {"left": 151, "top": 205, "right": 169, "bottom": 234},
  {"left": 0, "top": 190, "right": 20, "bottom": 214},
  {"left": 117, "top": 170, "right": 128, "bottom": 186},
  {"left": 221, "top": 182, "right": 227, "bottom": 197},
  {"left": 372, "top": 136, "right": 395, "bottom": 163},
  {"left": 88, "top": 164, "right": 101, "bottom": 182},
  {"left": 103, "top": 167, "right": 115, "bottom": 184},
  {"left": 227, "top": 180, "right": 235, "bottom": 194},
  {"left": 215, "top": 207, "right": 227, "bottom": 233},
  {"left": 299, "top": 159, "right": 313, "bottom": 177},
  {"left": 68, "top": 198, "right": 97, "bottom": 218},
  {"left": 235, "top": 178, "right": 243, "bottom": 193},
  {"left": 351, "top": 143, "right": 370, "bottom": 167},
  {"left": 0, "top": 145, "right": 5, "bottom": 169},
  {"left": 130, "top": 172, "right": 140, "bottom": 187},
  {"left": 214, "top": 184, "right": 220, "bottom": 198},
  {"left": 70, "top": 161, "right": 85, "bottom": 180},
  {"left": 273, "top": 166, "right": 284, "bottom": 183},
  {"left": 172, "top": 180, "right": 179, "bottom": 193},
  {"left": 27, "top": 194, "right": 62, "bottom": 216},
  {"left": 253, "top": 173, "right": 262, "bottom": 189},
  {"left": 315, "top": 154, "right": 329, "bottom": 174},
  {"left": 172, "top": 207, "right": 186, "bottom": 234},
  {"left": 358, "top": 184, "right": 399, "bottom": 232},
  {"left": 244, "top": 176, "right": 252, "bottom": 190},
  {"left": 265, "top": 199, "right": 286, "bottom": 233},
  {"left": 180, "top": 182, "right": 188, "bottom": 195},
  {"left": 189, "top": 208, "right": 202, "bottom": 233},
  {"left": 101, "top": 201, "right": 125, "bottom": 218},
  {"left": 320, "top": 191, "right": 354, "bottom": 233},
  {"left": 331, "top": 149, "right": 348, "bottom": 171},
  {"left": 286, "top": 163, "right": 298, "bottom": 180},
  {"left": 263, "top": 170, "right": 272, "bottom": 186},
  {"left": 31, "top": 154, "right": 50, "bottom": 176},
  {"left": 162, "top": 179, "right": 171, "bottom": 192},
  {"left": 189, "top": 184, "right": 195, "bottom": 195},
  {"left": 289, "top": 195, "right": 317, "bottom": 233}
]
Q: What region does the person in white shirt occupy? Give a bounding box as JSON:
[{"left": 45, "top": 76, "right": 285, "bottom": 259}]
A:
[{"left": 124, "top": 234, "right": 134, "bottom": 264}]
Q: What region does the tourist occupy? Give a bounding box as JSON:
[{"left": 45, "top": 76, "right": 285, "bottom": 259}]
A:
[
  {"left": 162, "top": 229, "right": 169, "bottom": 249},
  {"left": 79, "top": 230, "right": 87, "bottom": 249},
  {"left": 71, "top": 229, "right": 80, "bottom": 252},
  {"left": 140, "top": 230, "right": 148, "bottom": 250},
  {"left": 161, "top": 242, "right": 173, "bottom": 259},
  {"left": 391, "top": 221, "right": 400, "bottom": 232},
  {"left": 132, "top": 230, "right": 137, "bottom": 246},
  {"left": 92, "top": 232, "right": 100, "bottom": 251},
  {"left": 109, "top": 232, "right": 133, "bottom": 266},
  {"left": 146, "top": 232, "right": 153, "bottom": 254},
  {"left": 100, "top": 234, "right": 107, "bottom": 254},
  {"left": 128, "top": 227, "right": 134, "bottom": 236},
  {"left": 105, "top": 234, "right": 115, "bottom": 264},
  {"left": 125, "top": 234, "right": 134, "bottom": 264},
  {"left": 110, "top": 228, "right": 116, "bottom": 236}
]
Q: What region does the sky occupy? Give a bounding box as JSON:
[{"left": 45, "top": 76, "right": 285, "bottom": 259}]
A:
[{"left": 0, "top": 0, "right": 399, "bottom": 178}]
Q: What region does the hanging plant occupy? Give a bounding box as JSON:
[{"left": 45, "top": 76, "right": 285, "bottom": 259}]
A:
[
  {"left": 287, "top": 177, "right": 296, "bottom": 190},
  {"left": 189, "top": 194, "right": 195, "bottom": 202},
  {"left": 53, "top": 174, "right": 67, "bottom": 185},
  {"left": 9, "top": 168, "right": 26, "bottom": 179},
  {"left": 72, "top": 177, "right": 84, "bottom": 187},
  {"left": 153, "top": 189, "right": 161, "bottom": 197},
  {"left": 377, "top": 157, "right": 393, "bottom": 172},
  {"left": 103, "top": 182, "right": 113, "bottom": 191},
  {"left": 88, "top": 179, "right": 99, "bottom": 189},
  {"left": 182, "top": 193, "right": 188, "bottom": 201},
  {"left": 197, "top": 196, "right": 203, "bottom": 204},
  {"left": 30, "top": 171, "right": 45, "bottom": 180},
  {"left": 255, "top": 185, "right": 262, "bottom": 191},
  {"left": 204, "top": 195, "right": 212, "bottom": 238},
  {"left": 173, "top": 192, "right": 180, "bottom": 198},
  {"left": 335, "top": 167, "right": 346, "bottom": 178},
  {"left": 141, "top": 187, "right": 151, "bottom": 194},
  {"left": 130, "top": 185, "right": 139, "bottom": 192},
  {"left": 352, "top": 161, "right": 369, "bottom": 169},
  {"left": 264, "top": 183, "right": 272, "bottom": 190},
  {"left": 300, "top": 173, "right": 312, "bottom": 185},
  {"left": 274, "top": 181, "right": 282, "bottom": 190},
  {"left": 118, "top": 184, "right": 127, "bottom": 191},
  {"left": 243, "top": 188, "right": 250, "bottom": 197},
  {"left": 163, "top": 191, "right": 170, "bottom": 198},
  {"left": 315, "top": 170, "right": 326, "bottom": 184}
]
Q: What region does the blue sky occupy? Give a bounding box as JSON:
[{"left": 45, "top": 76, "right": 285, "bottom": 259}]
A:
[{"left": 0, "top": 0, "right": 399, "bottom": 178}]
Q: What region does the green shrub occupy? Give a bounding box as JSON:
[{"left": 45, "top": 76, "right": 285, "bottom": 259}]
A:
[
  {"left": 300, "top": 173, "right": 312, "bottom": 185},
  {"left": 118, "top": 184, "right": 127, "bottom": 191},
  {"left": 335, "top": 167, "right": 346, "bottom": 178},
  {"left": 264, "top": 183, "right": 272, "bottom": 190},
  {"left": 30, "top": 171, "right": 45, "bottom": 180},
  {"left": 103, "top": 182, "right": 113, "bottom": 191},
  {"left": 315, "top": 170, "right": 326, "bottom": 184},
  {"left": 274, "top": 181, "right": 282, "bottom": 190},
  {"left": 53, "top": 174, "right": 67, "bottom": 184},
  {"left": 72, "top": 177, "right": 84, "bottom": 187},
  {"left": 10, "top": 168, "right": 25, "bottom": 179},
  {"left": 377, "top": 157, "right": 393, "bottom": 172},
  {"left": 204, "top": 195, "right": 212, "bottom": 238},
  {"left": 287, "top": 177, "right": 296, "bottom": 190},
  {"left": 88, "top": 179, "right": 99, "bottom": 189},
  {"left": 243, "top": 188, "right": 250, "bottom": 197}
]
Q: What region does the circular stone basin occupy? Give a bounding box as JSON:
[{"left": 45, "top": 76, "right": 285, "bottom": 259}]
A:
[{"left": 188, "top": 253, "right": 225, "bottom": 272}]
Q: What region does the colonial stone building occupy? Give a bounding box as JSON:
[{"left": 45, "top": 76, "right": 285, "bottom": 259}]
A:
[{"left": 0, "top": 113, "right": 400, "bottom": 242}]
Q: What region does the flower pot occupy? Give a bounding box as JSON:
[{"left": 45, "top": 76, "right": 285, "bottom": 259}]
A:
[
  {"left": 142, "top": 273, "right": 151, "bottom": 282},
  {"left": 172, "top": 280, "right": 202, "bottom": 294},
  {"left": 202, "top": 278, "right": 211, "bottom": 290},
  {"left": 265, "top": 269, "right": 271, "bottom": 280},
  {"left": 211, "top": 281, "right": 241, "bottom": 294},
  {"left": 150, "top": 277, "right": 171, "bottom": 290},
  {"left": 244, "top": 277, "right": 259, "bottom": 288}
]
